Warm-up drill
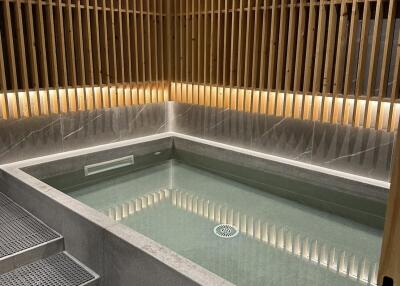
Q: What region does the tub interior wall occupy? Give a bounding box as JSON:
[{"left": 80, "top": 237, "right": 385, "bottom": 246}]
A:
[{"left": 31, "top": 136, "right": 387, "bottom": 229}]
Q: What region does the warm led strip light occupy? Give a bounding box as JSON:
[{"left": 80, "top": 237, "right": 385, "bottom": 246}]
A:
[
  {"left": 1, "top": 81, "right": 398, "bottom": 133},
  {"left": 0, "top": 82, "right": 169, "bottom": 119},
  {"left": 171, "top": 82, "right": 400, "bottom": 132}
]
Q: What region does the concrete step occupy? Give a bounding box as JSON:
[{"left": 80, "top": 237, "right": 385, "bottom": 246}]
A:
[
  {"left": 0, "top": 192, "right": 64, "bottom": 274},
  {"left": 0, "top": 251, "right": 100, "bottom": 286}
]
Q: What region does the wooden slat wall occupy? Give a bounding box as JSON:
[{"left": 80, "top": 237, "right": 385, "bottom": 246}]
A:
[
  {"left": 171, "top": 0, "right": 400, "bottom": 131},
  {"left": 1, "top": 0, "right": 400, "bottom": 132},
  {"left": 0, "top": 0, "right": 169, "bottom": 120}
]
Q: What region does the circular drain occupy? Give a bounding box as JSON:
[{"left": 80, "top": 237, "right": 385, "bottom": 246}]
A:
[{"left": 213, "top": 224, "right": 239, "bottom": 238}]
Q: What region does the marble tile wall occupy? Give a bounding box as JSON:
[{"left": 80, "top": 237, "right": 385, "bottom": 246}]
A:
[
  {"left": 172, "top": 103, "right": 395, "bottom": 182},
  {"left": 0, "top": 103, "right": 168, "bottom": 164},
  {"left": 0, "top": 101, "right": 395, "bottom": 181}
]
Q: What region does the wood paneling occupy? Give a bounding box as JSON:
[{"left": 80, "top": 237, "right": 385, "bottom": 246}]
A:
[
  {"left": 171, "top": 0, "right": 400, "bottom": 131},
  {"left": 0, "top": 0, "right": 399, "bottom": 132},
  {"left": 0, "top": 0, "right": 169, "bottom": 119}
]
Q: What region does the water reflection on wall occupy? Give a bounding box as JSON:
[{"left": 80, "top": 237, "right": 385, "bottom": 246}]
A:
[{"left": 104, "top": 188, "right": 379, "bottom": 286}]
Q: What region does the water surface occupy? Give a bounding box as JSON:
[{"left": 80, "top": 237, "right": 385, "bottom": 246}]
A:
[{"left": 49, "top": 160, "right": 382, "bottom": 286}]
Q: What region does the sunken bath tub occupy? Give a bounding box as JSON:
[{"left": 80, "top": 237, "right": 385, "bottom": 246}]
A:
[{"left": 0, "top": 132, "right": 387, "bottom": 286}]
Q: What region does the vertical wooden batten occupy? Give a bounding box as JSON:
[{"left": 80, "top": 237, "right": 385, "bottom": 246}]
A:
[
  {"left": 116, "top": 0, "right": 125, "bottom": 106},
  {"left": 284, "top": 0, "right": 297, "bottom": 117},
  {"left": 341, "top": 0, "right": 359, "bottom": 125},
  {"left": 311, "top": 0, "right": 326, "bottom": 120},
  {"left": 203, "top": 0, "right": 208, "bottom": 106},
  {"left": 330, "top": 0, "right": 348, "bottom": 124},
  {"left": 208, "top": 0, "right": 215, "bottom": 107},
  {"left": 159, "top": 0, "right": 166, "bottom": 101},
  {"left": 109, "top": 0, "right": 118, "bottom": 106},
  {"left": 215, "top": 0, "right": 221, "bottom": 108},
  {"left": 145, "top": 0, "right": 153, "bottom": 103},
  {"left": 228, "top": 0, "right": 237, "bottom": 110},
  {"left": 179, "top": 0, "right": 183, "bottom": 103},
  {"left": 376, "top": 0, "right": 396, "bottom": 130},
  {"left": 92, "top": 0, "right": 104, "bottom": 109},
  {"left": 153, "top": 0, "right": 159, "bottom": 103},
  {"left": 320, "top": 0, "right": 337, "bottom": 122},
  {"left": 55, "top": 0, "right": 69, "bottom": 112},
  {"left": 302, "top": 0, "right": 316, "bottom": 120},
  {"left": 293, "top": 0, "right": 306, "bottom": 119},
  {"left": 267, "top": 0, "right": 277, "bottom": 115},
  {"left": 15, "top": 0, "right": 31, "bottom": 117},
  {"left": 353, "top": 0, "right": 370, "bottom": 128},
  {"left": 0, "top": 35, "right": 9, "bottom": 119},
  {"left": 364, "top": 0, "right": 383, "bottom": 128},
  {"left": 66, "top": 0, "right": 79, "bottom": 111},
  {"left": 83, "top": 0, "right": 95, "bottom": 109},
  {"left": 26, "top": 1, "right": 41, "bottom": 115},
  {"left": 166, "top": 0, "right": 172, "bottom": 101},
  {"left": 258, "top": 0, "right": 269, "bottom": 114},
  {"left": 124, "top": 0, "right": 132, "bottom": 105},
  {"left": 75, "top": 0, "right": 87, "bottom": 110},
  {"left": 221, "top": 0, "right": 228, "bottom": 108},
  {"left": 389, "top": 24, "right": 400, "bottom": 132},
  {"left": 45, "top": 0, "right": 61, "bottom": 113},
  {"left": 3, "top": 0, "right": 21, "bottom": 118},
  {"left": 132, "top": 0, "right": 140, "bottom": 104},
  {"left": 250, "top": 0, "right": 261, "bottom": 113},
  {"left": 379, "top": 125, "right": 400, "bottom": 285}
]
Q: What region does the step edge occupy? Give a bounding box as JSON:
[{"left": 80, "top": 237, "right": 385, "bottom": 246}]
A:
[
  {"left": 0, "top": 192, "right": 64, "bottom": 237},
  {"left": 0, "top": 236, "right": 64, "bottom": 274},
  {"left": 63, "top": 251, "right": 100, "bottom": 282}
]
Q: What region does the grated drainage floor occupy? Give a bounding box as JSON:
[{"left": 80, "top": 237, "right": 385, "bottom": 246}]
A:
[
  {"left": 0, "top": 193, "right": 61, "bottom": 258},
  {"left": 0, "top": 252, "right": 97, "bottom": 286}
]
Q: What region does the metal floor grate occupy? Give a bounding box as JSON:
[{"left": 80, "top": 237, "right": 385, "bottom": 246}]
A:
[
  {"left": 0, "top": 193, "right": 61, "bottom": 258},
  {"left": 0, "top": 193, "right": 13, "bottom": 207},
  {"left": 0, "top": 252, "right": 97, "bottom": 286}
]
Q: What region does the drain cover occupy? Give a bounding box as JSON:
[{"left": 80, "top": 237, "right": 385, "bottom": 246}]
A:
[{"left": 213, "top": 224, "right": 239, "bottom": 238}]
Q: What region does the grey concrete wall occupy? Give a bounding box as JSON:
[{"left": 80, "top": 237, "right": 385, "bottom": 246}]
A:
[
  {"left": 23, "top": 137, "right": 173, "bottom": 180},
  {"left": 173, "top": 137, "right": 387, "bottom": 229},
  {"left": 0, "top": 102, "right": 395, "bottom": 182},
  {"left": 172, "top": 103, "right": 396, "bottom": 182},
  {"left": 0, "top": 103, "right": 168, "bottom": 164}
]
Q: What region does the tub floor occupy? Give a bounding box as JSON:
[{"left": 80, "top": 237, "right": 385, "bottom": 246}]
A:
[{"left": 55, "top": 160, "right": 382, "bottom": 286}]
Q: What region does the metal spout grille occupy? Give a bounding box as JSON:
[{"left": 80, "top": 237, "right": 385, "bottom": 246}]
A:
[
  {"left": 84, "top": 155, "right": 134, "bottom": 176},
  {"left": 214, "top": 224, "right": 239, "bottom": 239}
]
